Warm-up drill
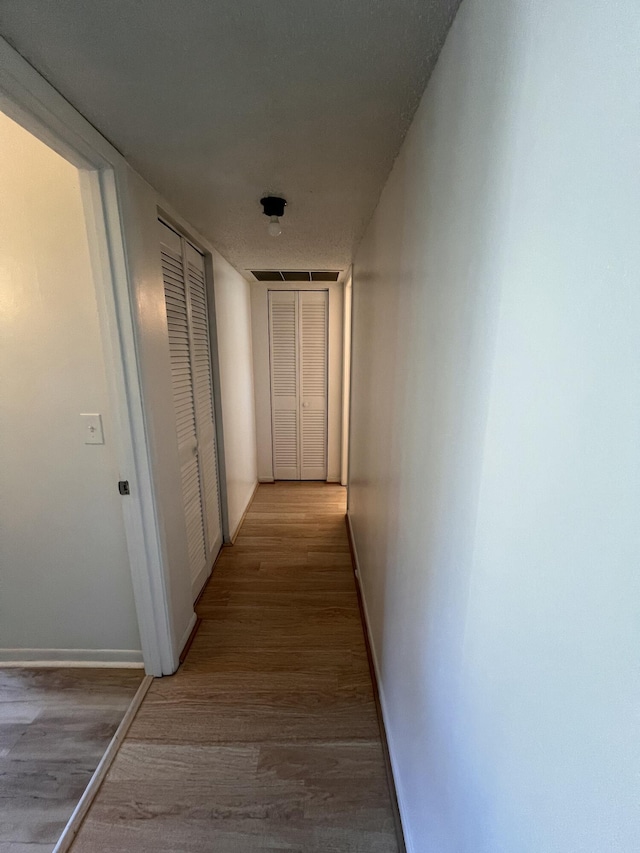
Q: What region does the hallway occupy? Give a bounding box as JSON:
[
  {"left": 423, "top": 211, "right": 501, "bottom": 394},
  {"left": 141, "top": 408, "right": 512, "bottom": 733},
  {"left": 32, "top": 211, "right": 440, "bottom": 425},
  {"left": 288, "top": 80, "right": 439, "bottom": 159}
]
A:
[
  {"left": 70, "top": 484, "right": 399, "bottom": 852},
  {"left": 1, "top": 3, "right": 639, "bottom": 850}
]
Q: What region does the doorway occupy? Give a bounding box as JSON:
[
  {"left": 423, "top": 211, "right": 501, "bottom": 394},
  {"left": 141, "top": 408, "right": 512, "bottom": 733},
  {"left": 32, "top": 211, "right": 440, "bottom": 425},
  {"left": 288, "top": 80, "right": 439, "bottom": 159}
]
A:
[
  {"left": 0, "top": 109, "right": 141, "bottom": 661},
  {"left": 268, "top": 290, "right": 329, "bottom": 480},
  {"left": 0, "top": 107, "right": 149, "bottom": 851}
]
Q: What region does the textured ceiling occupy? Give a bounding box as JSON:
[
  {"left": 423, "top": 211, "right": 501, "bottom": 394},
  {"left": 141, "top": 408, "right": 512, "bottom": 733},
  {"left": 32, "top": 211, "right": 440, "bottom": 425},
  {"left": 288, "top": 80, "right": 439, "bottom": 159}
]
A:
[{"left": 0, "top": 0, "right": 460, "bottom": 275}]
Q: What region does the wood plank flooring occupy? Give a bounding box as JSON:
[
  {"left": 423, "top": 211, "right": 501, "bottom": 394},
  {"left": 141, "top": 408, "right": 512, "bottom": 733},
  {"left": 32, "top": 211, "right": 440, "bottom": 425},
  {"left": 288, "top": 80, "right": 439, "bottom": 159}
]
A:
[
  {"left": 0, "top": 667, "right": 143, "bottom": 852},
  {"left": 70, "top": 483, "right": 399, "bottom": 853}
]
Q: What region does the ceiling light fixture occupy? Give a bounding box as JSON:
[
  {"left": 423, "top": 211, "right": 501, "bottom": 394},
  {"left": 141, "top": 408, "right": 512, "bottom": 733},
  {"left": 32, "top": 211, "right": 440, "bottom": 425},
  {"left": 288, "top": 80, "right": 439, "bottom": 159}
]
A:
[{"left": 260, "top": 195, "right": 287, "bottom": 237}]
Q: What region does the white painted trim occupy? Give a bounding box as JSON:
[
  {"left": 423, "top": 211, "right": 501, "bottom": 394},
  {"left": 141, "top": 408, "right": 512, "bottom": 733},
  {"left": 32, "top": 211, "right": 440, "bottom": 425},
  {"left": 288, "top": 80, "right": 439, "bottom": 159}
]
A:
[
  {"left": 52, "top": 674, "right": 153, "bottom": 853},
  {"left": 0, "top": 36, "right": 178, "bottom": 676},
  {"left": 345, "top": 512, "right": 361, "bottom": 577},
  {"left": 341, "top": 270, "right": 353, "bottom": 486},
  {"left": 258, "top": 477, "right": 275, "bottom": 483},
  {"left": 178, "top": 612, "right": 198, "bottom": 656},
  {"left": 0, "top": 649, "right": 144, "bottom": 666},
  {"left": 203, "top": 250, "right": 231, "bottom": 544},
  {"left": 346, "top": 511, "right": 414, "bottom": 853},
  {"left": 230, "top": 480, "right": 259, "bottom": 542}
]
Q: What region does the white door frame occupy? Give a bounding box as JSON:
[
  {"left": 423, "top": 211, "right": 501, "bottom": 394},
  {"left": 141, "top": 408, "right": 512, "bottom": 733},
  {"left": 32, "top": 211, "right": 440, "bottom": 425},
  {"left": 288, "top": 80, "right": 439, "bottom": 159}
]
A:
[
  {"left": 251, "top": 279, "right": 344, "bottom": 483},
  {"left": 341, "top": 270, "right": 353, "bottom": 487},
  {"left": 268, "top": 289, "right": 330, "bottom": 481},
  {"left": 0, "top": 38, "right": 176, "bottom": 675}
]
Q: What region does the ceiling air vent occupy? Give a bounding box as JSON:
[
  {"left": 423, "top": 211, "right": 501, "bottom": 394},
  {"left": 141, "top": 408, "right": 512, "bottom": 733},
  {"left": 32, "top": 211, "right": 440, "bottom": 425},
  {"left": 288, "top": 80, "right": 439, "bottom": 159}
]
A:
[
  {"left": 310, "top": 271, "right": 340, "bottom": 281},
  {"left": 251, "top": 271, "right": 283, "bottom": 281},
  {"left": 251, "top": 270, "right": 340, "bottom": 282},
  {"left": 282, "top": 271, "right": 311, "bottom": 281}
]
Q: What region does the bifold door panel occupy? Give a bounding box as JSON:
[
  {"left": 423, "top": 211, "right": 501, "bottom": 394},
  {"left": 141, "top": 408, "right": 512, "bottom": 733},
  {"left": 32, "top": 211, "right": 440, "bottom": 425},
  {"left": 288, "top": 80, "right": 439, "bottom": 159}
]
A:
[
  {"left": 268, "top": 290, "right": 328, "bottom": 480},
  {"left": 269, "top": 292, "right": 299, "bottom": 479},
  {"left": 159, "top": 220, "right": 222, "bottom": 600},
  {"left": 299, "top": 292, "right": 329, "bottom": 479}
]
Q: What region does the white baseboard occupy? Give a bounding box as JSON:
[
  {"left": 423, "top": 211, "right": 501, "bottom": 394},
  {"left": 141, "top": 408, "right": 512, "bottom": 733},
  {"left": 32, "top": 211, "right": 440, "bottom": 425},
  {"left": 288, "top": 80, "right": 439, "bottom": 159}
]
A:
[
  {"left": 191, "top": 563, "right": 211, "bottom": 602},
  {"left": 230, "top": 480, "right": 260, "bottom": 543},
  {"left": 346, "top": 511, "right": 414, "bottom": 853},
  {"left": 345, "top": 511, "right": 361, "bottom": 580},
  {"left": 53, "top": 673, "right": 153, "bottom": 853},
  {"left": 258, "top": 477, "right": 343, "bottom": 485},
  {"left": 0, "top": 648, "right": 144, "bottom": 667},
  {"left": 178, "top": 612, "right": 198, "bottom": 659}
]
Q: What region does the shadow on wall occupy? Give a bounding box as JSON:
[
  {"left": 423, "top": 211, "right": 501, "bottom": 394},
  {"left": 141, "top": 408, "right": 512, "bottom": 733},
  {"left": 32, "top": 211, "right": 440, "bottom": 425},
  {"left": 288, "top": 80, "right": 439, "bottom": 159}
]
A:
[
  {"left": 349, "top": 0, "right": 544, "bottom": 849},
  {"left": 351, "top": 0, "right": 640, "bottom": 851}
]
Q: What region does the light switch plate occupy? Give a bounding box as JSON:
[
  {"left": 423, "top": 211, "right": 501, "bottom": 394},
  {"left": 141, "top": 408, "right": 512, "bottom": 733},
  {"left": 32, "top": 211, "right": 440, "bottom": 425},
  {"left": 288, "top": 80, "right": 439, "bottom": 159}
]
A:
[{"left": 81, "top": 413, "right": 104, "bottom": 445}]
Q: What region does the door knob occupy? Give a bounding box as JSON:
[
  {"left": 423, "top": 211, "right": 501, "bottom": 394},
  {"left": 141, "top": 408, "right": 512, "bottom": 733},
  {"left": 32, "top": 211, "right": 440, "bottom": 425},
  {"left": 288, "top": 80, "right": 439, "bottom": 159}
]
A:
[{"left": 302, "top": 402, "right": 309, "bottom": 408}]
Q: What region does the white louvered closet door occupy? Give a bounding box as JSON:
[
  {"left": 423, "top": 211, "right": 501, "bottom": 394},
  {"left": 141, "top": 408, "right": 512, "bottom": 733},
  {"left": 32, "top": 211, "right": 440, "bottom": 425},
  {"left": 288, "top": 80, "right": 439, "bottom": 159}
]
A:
[
  {"left": 185, "top": 244, "right": 222, "bottom": 559},
  {"left": 268, "top": 290, "right": 328, "bottom": 480},
  {"left": 299, "top": 291, "right": 328, "bottom": 479},
  {"left": 159, "top": 221, "right": 222, "bottom": 601},
  {"left": 269, "top": 291, "right": 300, "bottom": 479}
]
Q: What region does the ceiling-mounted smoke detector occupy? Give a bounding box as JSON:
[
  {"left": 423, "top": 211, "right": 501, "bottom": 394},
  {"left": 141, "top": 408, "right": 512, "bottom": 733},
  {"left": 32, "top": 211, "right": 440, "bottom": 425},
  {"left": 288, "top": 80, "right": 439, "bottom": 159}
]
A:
[{"left": 260, "top": 195, "right": 287, "bottom": 237}]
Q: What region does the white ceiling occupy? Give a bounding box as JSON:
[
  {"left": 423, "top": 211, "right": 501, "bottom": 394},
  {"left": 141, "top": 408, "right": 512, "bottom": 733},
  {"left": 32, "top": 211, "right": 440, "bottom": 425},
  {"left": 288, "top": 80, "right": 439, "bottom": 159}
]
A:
[{"left": 0, "top": 0, "right": 460, "bottom": 276}]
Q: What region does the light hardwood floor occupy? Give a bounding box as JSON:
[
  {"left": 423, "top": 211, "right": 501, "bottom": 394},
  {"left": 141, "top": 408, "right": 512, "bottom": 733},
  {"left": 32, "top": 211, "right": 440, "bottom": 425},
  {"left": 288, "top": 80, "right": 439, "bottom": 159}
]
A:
[
  {"left": 70, "top": 483, "right": 400, "bottom": 852},
  {"left": 0, "top": 667, "right": 143, "bottom": 852}
]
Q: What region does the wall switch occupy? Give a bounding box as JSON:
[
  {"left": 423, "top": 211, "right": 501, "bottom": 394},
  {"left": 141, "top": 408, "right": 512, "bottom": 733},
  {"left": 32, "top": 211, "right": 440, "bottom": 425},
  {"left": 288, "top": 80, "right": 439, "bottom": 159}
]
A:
[{"left": 81, "top": 413, "right": 105, "bottom": 445}]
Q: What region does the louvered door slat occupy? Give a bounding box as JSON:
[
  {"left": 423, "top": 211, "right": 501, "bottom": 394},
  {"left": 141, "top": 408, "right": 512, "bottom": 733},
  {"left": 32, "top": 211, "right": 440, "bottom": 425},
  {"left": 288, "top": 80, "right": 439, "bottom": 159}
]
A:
[
  {"left": 161, "top": 250, "right": 198, "bottom": 460},
  {"left": 301, "top": 410, "right": 327, "bottom": 469},
  {"left": 269, "top": 291, "right": 299, "bottom": 479},
  {"left": 160, "top": 224, "right": 207, "bottom": 600},
  {"left": 187, "top": 252, "right": 222, "bottom": 557},
  {"left": 182, "top": 455, "right": 207, "bottom": 574},
  {"left": 299, "top": 290, "right": 328, "bottom": 479}
]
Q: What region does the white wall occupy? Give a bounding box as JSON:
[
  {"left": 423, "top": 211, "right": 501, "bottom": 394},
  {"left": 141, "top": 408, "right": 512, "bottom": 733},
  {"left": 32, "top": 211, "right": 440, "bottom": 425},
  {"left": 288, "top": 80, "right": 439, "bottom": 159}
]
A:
[
  {"left": 0, "top": 111, "right": 141, "bottom": 658},
  {"left": 251, "top": 280, "right": 343, "bottom": 482},
  {"left": 349, "top": 1, "right": 640, "bottom": 851},
  {"left": 211, "top": 252, "right": 257, "bottom": 537}
]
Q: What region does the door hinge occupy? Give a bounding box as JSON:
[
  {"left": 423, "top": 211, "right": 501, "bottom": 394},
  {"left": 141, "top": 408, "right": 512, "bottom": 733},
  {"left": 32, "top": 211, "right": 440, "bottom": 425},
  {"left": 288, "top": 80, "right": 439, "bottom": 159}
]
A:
[{"left": 118, "top": 480, "right": 131, "bottom": 496}]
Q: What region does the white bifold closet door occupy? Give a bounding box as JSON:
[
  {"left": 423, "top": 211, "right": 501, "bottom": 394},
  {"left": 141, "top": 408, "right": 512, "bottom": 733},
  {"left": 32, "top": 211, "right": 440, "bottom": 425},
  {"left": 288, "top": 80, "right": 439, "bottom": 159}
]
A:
[
  {"left": 159, "top": 219, "right": 222, "bottom": 600},
  {"left": 269, "top": 290, "right": 328, "bottom": 480}
]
